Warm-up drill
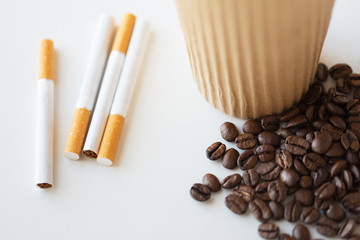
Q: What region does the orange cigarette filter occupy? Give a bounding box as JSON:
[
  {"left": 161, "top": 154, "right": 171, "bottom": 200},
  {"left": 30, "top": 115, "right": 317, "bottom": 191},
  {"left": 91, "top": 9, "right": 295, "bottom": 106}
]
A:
[
  {"left": 111, "top": 13, "right": 135, "bottom": 54},
  {"left": 39, "top": 39, "right": 54, "bottom": 80}
]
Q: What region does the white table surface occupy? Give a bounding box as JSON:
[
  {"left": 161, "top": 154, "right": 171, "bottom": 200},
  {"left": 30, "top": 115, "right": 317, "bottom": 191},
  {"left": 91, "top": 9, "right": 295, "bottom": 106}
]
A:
[{"left": 0, "top": 0, "right": 359, "bottom": 239}]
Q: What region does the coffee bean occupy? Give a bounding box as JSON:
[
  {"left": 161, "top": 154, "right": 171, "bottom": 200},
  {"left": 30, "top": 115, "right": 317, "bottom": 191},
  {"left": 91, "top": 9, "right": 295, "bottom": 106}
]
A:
[
  {"left": 354, "top": 87, "right": 360, "bottom": 99},
  {"left": 315, "top": 182, "right": 335, "bottom": 200},
  {"left": 312, "top": 167, "right": 329, "bottom": 187},
  {"left": 346, "top": 210, "right": 360, "bottom": 224},
  {"left": 275, "top": 150, "right": 293, "bottom": 169},
  {"left": 316, "top": 63, "right": 329, "bottom": 82},
  {"left": 349, "top": 122, "right": 360, "bottom": 139},
  {"left": 330, "top": 160, "right": 348, "bottom": 177},
  {"left": 278, "top": 233, "right": 295, "bottom": 240},
  {"left": 295, "top": 127, "right": 312, "bottom": 139},
  {"left": 302, "top": 152, "right": 326, "bottom": 171},
  {"left": 325, "top": 203, "right": 345, "bottom": 222},
  {"left": 329, "top": 63, "right": 352, "bottom": 79},
  {"left": 256, "top": 144, "right": 275, "bottom": 162},
  {"left": 350, "top": 164, "right": 360, "bottom": 184},
  {"left": 326, "top": 102, "right": 346, "bottom": 116},
  {"left": 325, "top": 142, "right": 346, "bottom": 157},
  {"left": 202, "top": 173, "right": 221, "bottom": 192},
  {"left": 225, "top": 193, "right": 247, "bottom": 215},
  {"left": 280, "top": 128, "right": 294, "bottom": 139},
  {"left": 234, "top": 185, "right": 255, "bottom": 202},
  {"left": 339, "top": 219, "right": 357, "bottom": 239},
  {"left": 301, "top": 206, "right": 320, "bottom": 224},
  {"left": 249, "top": 199, "right": 272, "bottom": 223},
  {"left": 329, "top": 115, "right": 346, "bottom": 131},
  {"left": 342, "top": 192, "right": 360, "bottom": 214},
  {"left": 294, "top": 158, "right": 310, "bottom": 176},
  {"left": 258, "top": 223, "right": 279, "bottom": 239},
  {"left": 267, "top": 180, "right": 286, "bottom": 202},
  {"left": 280, "top": 142, "right": 286, "bottom": 150},
  {"left": 256, "top": 182, "right": 271, "bottom": 202},
  {"left": 336, "top": 77, "right": 351, "bottom": 94},
  {"left": 222, "top": 148, "right": 239, "bottom": 169},
  {"left": 346, "top": 151, "right": 360, "bottom": 165},
  {"left": 235, "top": 133, "right": 257, "bottom": 150},
  {"left": 333, "top": 176, "right": 347, "bottom": 200},
  {"left": 206, "top": 142, "right": 226, "bottom": 160},
  {"left": 280, "top": 169, "right": 299, "bottom": 188},
  {"left": 347, "top": 115, "right": 360, "bottom": 124},
  {"left": 221, "top": 174, "right": 242, "bottom": 189},
  {"left": 305, "top": 105, "right": 317, "bottom": 122},
  {"left": 258, "top": 131, "right": 281, "bottom": 147},
  {"left": 242, "top": 169, "right": 259, "bottom": 187},
  {"left": 190, "top": 183, "right": 211, "bottom": 201},
  {"left": 284, "top": 200, "right": 301, "bottom": 222},
  {"left": 243, "top": 119, "right": 263, "bottom": 135},
  {"left": 287, "top": 185, "right": 298, "bottom": 196},
  {"left": 261, "top": 115, "right": 279, "bottom": 132},
  {"left": 285, "top": 136, "right": 310, "bottom": 155},
  {"left": 312, "top": 120, "right": 326, "bottom": 130},
  {"left": 268, "top": 201, "right": 283, "bottom": 220},
  {"left": 285, "top": 116, "right": 308, "bottom": 129},
  {"left": 341, "top": 169, "right": 354, "bottom": 191},
  {"left": 347, "top": 99, "right": 360, "bottom": 115},
  {"left": 314, "top": 197, "right": 332, "bottom": 210},
  {"left": 295, "top": 188, "right": 314, "bottom": 206},
  {"left": 349, "top": 234, "right": 360, "bottom": 240},
  {"left": 316, "top": 217, "right": 340, "bottom": 237},
  {"left": 328, "top": 88, "right": 350, "bottom": 105},
  {"left": 220, "top": 122, "right": 238, "bottom": 142},
  {"left": 280, "top": 107, "right": 300, "bottom": 122},
  {"left": 237, "top": 150, "right": 258, "bottom": 170},
  {"left": 321, "top": 123, "right": 342, "bottom": 141},
  {"left": 303, "top": 82, "right": 324, "bottom": 105},
  {"left": 292, "top": 224, "right": 310, "bottom": 240},
  {"left": 258, "top": 162, "right": 281, "bottom": 181},
  {"left": 348, "top": 73, "right": 360, "bottom": 87},
  {"left": 318, "top": 104, "right": 331, "bottom": 121},
  {"left": 300, "top": 176, "right": 313, "bottom": 189}
]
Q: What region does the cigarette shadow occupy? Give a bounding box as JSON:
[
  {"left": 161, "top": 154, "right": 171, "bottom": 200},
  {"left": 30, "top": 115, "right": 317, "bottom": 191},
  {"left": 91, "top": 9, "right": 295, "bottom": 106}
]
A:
[{"left": 111, "top": 30, "right": 154, "bottom": 167}]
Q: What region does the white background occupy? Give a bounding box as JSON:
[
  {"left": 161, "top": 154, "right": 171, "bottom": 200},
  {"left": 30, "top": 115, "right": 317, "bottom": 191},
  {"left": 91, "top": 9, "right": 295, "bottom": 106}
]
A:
[{"left": 0, "top": 0, "right": 359, "bottom": 239}]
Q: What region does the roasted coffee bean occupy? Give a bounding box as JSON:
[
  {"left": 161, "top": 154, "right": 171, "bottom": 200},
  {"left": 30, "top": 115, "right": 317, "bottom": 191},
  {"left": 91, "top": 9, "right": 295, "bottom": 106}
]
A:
[
  {"left": 296, "top": 127, "right": 313, "bottom": 138},
  {"left": 256, "top": 182, "right": 271, "bottom": 202},
  {"left": 220, "top": 122, "right": 238, "bottom": 142},
  {"left": 297, "top": 101, "right": 307, "bottom": 114},
  {"left": 330, "top": 160, "right": 348, "bottom": 177},
  {"left": 347, "top": 115, "right": 360, "bottom": 124},
  {"left": 256, "top": 144, "right": 275, "bottom": 162},
  {"left": 249, "top": 199, "right": 272, "bottom": 223},
  {"left": 284, "top": 200, "right": 301, "bottom": 222},
  {"left": 329, "top": 63, "right": 352, "bottom": 79},
  {"left": 325, "top": 203, "right": 345, "bottom": 222},
  {"left": 350, "top": 164, "right": 360, "bottom": 184},
  {"left": 311, "top": 132, "right": 332, "bottom": 154},
  {"left": 221, "top": 174, "right": 242, "bottom": 189},
  {"left": 303, "top": 82, "right": 324, "bottom": 105},
  {"left": 301, "top": 206, "right": 320, "bottom": 224},
  {"left": 258, "top": 223, "right": 279, "bottom": 239},
  {"left": 222, "top": 148, "right": 239, "bottom": 169},
  {"left": 346, "top": 210, "right": 360, "bottom": 224},
  {"left": 349, "top": 122, "right": 360, "bottom": 139},
  {"left": 242, "top": 169, "right": 259, "bottom": 187},
  {"left": 303, "top": 152, "right": 326, "bottom": 171},
  {"left": 339, "top": 219, "right": 357, "bottom": 239},
  {"left": 267, "top": 180, "right": 286, "bottom": 203},
  {"left": 258, "top": 162, "right": 281, "bottom": 181},
  {"left": 318, "top": 104, "right": 331, "bottom": 121},
  {"left": 321, "top": 123, "right": 342, "bottom": 141},
  {"left": 336, "top": 78, "right": 351, "bottom": 94},
  {"left": 312, "top": 167, "right": 329, "bottom": 187},
  {"left": 313, "top": 120, "right": 326, "bottom": 130},
  {"left": 280, "top": 142, "right": 286, "bottom": 150},
  {"left": 234, "top": 185, "right": 255, "bottom": 202},
  {"left": 346, "top": 151, "right": 360, "bottom": 165},
  {"left": 275, "top": 150, "right": 293, "bottom": 169},
  {"left": 314, "top": 197, "right": 332, "bottom": 210},
  {"left": 243, "top": 119, "right": 263, "bottom": 135},
  {"left": 261, "top": 115, "right": 279, "bottom": 132},
  {"left": 225, "top": 193, "right": 247, "bottom": 215},
  {"left": 329, "top": 115, "right": 346, "bottom": 131},
  {"left": 280, "top": 107, "right": 300, "bottom": 122},
  {"left": 258, "top": 131, "right": 281, "bottom": 147},
  {"left": 348, "top": 73, "right": 360, "bottom": 87},
  {"left": 287, "top": 185, "right": 298, "bottom": 196},
  {"left": 349, "top": 234, "right": 360, "bottom": 240},
  {"left": 325, "top": 142, "right": 346, "bottom": 157},
  {"left": 342, "top": 192, "right": 360, "bottom": 214},
  {"left": 315, "top": 182, "right": 335, "bottom": 200},
  {"left": 190, "top": 183, "right": 211, "bottom": 201},
  {"left": 316, "top": 63, "right": 329, "bottom": 82},
  {"left": 235, "top": 133, "right": 257, "bottom": 150},
  {"left": 333, "top": 176, "right": 347, "bottom": 200},
  {"left": 305, "top": 132, "right": 315, "bottom": 143},
  {"left": 294, "top": 158, "right": 310, "bottom": 176},
  {"left": 206, "top": 142, "right": 226, "bottom": 160},
  {"left": 280, "top": 169, "right": 299, "bottom": 188},
  {"left": 328, "top": 157, "right": 343, "bottom": 165},
  {"left": 278, "top": 233, "right": 295, "bottom": 240},
  {"left": 280, "top": 128, "right": 294, "bottom": 139},
  {"left": 300, "top": 176, "right": 313, "bottom": 189},
  {"left": 354, "top": 87, "right": 360, "bottom": 99},
  {"left": 295, "top": 188, "right": 314, "bottom": 206},
  {"left": 237, "top": 150, "right": 258, "bottom": 170},
  {"left": 202, "top": 173, "right": 221, "bottom": 192},
  {"left": 285, "top": 136, "right": 310, "bottom": 155},
  {"left": 292, "top": 224, "right": 310, "bottom": 240},
  {"left": 329, "top": 88, "right": 350, "bottom": 105},
  {"left": 285, "top": 116, "right": 308, "bottom": 129},
  {"left": 268, "top": 201, "right": 283, "bottom": 220},
  {"left": 341, "top": 169, "right": 354, "bottom": 191},
  {"left": 347, "top": 99, "right": 360, "bottom": 115},
  {"left": 305, "top": 105, "right": 317, "bottom": 122},
  {"left": 316, "top": 217, "right": 340, "bottom": 237},
  {"left": 326, "top": 102, "right": 346, "bottom": 116}
]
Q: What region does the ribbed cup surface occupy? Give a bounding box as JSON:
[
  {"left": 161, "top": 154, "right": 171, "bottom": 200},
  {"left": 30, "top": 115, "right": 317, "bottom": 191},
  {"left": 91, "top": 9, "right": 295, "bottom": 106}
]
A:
[{"left": 176, "top": 0, "right": 334, "bottom": 118}]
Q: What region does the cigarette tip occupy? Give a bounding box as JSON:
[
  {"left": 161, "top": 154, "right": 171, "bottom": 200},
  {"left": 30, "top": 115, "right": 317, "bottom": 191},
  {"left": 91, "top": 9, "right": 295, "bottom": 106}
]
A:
[
  {"left": 64, "top": 151, "right": 80, "bottom": 161},
  {"left": 97, "top": 157, "right": 113, "bottom": 166},
  {"left": 37, "top": 183, "right": 52, "bottom": 189}
]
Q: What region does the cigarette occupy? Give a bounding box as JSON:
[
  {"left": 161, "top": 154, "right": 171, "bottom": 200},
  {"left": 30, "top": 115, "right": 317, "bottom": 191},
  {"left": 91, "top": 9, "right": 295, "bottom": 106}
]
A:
[
  {"left": 64, "top": 14, "right": 115, "bottom": 160},
  {"left": 36, "top": 39, "right": 55, "bottom": 189},
  {"left": 97, "top": 20, "right": 150, "bottom": 166},
  {"left": 83, "top": 13, "right": 136, "bottom": 158}
]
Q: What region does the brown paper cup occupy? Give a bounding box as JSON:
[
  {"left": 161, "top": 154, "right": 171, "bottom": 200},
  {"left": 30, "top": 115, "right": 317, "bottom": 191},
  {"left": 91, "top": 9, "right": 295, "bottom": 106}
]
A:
[{"left": 176, "top": 0, "right": 334, "bottom": 119}]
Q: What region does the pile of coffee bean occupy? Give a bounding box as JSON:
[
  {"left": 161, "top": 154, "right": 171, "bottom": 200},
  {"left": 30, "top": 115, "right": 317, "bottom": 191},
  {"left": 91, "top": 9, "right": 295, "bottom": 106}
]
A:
[{"left": 190, "top": 63, "right": 360, "bottom": 240}]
